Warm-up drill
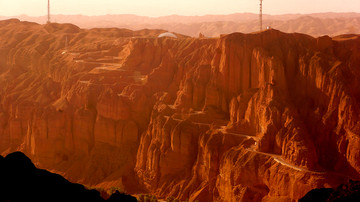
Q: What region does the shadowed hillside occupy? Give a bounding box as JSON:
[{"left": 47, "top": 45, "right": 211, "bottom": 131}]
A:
[
  {"left": 0, "top": 151, "right": 137, "bottom": 201},
  {"left": 300, "top": 180, "right": 360, "bottom": 201}
]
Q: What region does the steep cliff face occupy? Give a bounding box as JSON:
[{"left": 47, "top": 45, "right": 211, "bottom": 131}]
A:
[
  {"left": 0, "top": 19, "right": 165, "bottom": 188},
  {"left": 0, "top": 19, "right": 359, "bottom": 201},
  {"left": 134, "top": 31, "right": 360, "bottom": 201}
]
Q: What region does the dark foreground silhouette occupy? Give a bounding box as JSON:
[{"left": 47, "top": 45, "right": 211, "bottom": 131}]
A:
[
  {"left": 0, "top": 152, "right": 137, "bottom": 202},
  {"left": 300, "top": 180, "right": 360, "bottom": 202}
]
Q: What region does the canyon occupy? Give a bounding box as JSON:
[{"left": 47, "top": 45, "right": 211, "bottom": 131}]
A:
[{"left": 0, "top": 19, "right": 360, "bottom": 201}]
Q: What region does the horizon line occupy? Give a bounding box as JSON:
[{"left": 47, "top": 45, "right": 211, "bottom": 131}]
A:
[{"left": 1, "top": 11, "right": 359, "bottom": 18}]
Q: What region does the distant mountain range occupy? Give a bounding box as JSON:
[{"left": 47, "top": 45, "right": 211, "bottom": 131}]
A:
[{"left": 1, "top": 12, "right": 359, "bottom": 37}]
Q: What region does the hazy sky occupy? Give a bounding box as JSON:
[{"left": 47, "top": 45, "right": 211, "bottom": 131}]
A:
[{"left": 0, "top": 0, "right": 359, "bottom": 17}]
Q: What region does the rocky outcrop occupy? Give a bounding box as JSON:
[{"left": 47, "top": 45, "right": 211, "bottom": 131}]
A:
[{"left": 0, "top": 19, "right": 360, "bottom": 201}]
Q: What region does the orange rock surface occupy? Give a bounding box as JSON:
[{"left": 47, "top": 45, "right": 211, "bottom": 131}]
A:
[{"left": 0, "top": 19, "right": 360, "bottom": 201}]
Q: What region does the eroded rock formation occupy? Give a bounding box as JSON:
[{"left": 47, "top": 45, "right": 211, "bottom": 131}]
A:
[{"left": 0, "top": 19, "right": 359, "bottom": 201}]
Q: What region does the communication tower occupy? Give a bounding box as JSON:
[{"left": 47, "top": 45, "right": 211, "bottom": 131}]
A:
[
  {"left": 47, "top": 0, "right": 51, "bottom": 24},
  {"left": 259, "top": 0, "right": 263, "bottom": 31}
]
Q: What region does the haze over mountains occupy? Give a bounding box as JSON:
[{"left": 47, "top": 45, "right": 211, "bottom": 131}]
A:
[{"left": 1, "top": 12, "right": 359, "bottom": 37}]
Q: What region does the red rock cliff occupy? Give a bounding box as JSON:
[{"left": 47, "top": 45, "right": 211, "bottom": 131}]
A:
[{"left": 0, "top": 19, "right": 359, "bottom": 201}]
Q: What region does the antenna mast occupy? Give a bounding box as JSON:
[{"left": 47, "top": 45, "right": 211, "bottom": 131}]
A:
[
  {"left": 47, "top": 0, "right": 51, "bottom": 24},
  {"left": 259, "top": 0, "right": 263, "bottom": 31}
]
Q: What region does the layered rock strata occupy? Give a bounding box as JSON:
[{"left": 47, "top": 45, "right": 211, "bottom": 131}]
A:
[{"left": 0, "top": 19, "right": 359, "bottom": 201}]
